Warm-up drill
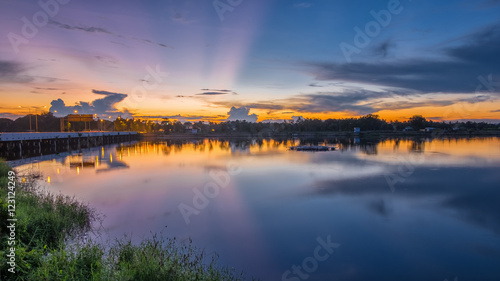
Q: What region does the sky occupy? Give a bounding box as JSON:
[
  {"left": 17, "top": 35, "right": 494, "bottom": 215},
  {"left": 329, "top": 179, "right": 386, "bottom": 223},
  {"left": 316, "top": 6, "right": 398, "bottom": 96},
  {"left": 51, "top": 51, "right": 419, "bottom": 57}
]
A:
[{"left": 1, "top": 0, "right": 500, "bottom": 123}]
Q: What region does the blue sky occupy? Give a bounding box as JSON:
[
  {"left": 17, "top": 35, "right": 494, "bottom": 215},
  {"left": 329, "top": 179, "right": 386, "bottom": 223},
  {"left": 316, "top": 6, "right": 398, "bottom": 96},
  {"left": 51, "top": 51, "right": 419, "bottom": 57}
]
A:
[{"left": 1, "top": 0, "right": 499, "bottom": 122}]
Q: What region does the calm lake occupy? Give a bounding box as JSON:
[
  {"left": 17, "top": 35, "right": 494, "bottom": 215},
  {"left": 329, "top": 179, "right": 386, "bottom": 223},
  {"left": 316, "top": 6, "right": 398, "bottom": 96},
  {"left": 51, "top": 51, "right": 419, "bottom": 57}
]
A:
[{"left": 11, "top": 137, "right": 500, "bottom": 281}]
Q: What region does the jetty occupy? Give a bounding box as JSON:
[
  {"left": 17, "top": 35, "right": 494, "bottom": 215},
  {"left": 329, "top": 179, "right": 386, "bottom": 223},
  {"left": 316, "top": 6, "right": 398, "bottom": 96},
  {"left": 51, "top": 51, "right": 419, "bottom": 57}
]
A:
[{"left": 0, "top": 131, "right": 138, "bottom": 160}]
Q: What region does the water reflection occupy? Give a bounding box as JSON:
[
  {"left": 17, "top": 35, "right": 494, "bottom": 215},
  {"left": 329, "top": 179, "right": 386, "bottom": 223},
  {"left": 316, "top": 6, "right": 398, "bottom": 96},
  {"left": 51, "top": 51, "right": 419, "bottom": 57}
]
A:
[{"left": 10, "top": 137, "right": 500, "bottom": 281}]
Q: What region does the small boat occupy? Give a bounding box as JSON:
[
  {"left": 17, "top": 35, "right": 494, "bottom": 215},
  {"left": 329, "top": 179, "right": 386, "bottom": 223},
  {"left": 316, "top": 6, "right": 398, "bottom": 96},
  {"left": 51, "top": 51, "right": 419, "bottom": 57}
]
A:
[
  {"left": 69, "top": 161, "right": 95, "bottom": 168},
  {"left": 289, "top": 145, "right": 334, "bottom": 151}
]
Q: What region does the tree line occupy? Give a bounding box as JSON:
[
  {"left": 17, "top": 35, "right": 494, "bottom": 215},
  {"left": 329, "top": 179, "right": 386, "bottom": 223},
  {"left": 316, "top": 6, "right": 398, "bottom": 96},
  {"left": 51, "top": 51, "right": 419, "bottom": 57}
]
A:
[{"left": 0, "top": 113, "right": 498, "bottom": 133}]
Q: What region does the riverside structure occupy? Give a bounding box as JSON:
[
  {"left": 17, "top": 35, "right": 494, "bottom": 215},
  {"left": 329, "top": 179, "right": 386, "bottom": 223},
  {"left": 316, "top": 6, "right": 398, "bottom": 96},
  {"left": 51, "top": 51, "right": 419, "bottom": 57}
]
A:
[{"left": 0, "top": 131, "right": 138, "bottom": 160}]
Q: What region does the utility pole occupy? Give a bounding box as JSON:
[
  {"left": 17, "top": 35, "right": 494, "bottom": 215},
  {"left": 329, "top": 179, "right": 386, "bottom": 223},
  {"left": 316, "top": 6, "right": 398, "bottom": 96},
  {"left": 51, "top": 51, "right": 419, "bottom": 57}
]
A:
[
  {"left": 29, "top": 108, "right": 32, "bottom": 132},
  {"left": 19, "top": 105, "right": 46, "bottom": 132}
]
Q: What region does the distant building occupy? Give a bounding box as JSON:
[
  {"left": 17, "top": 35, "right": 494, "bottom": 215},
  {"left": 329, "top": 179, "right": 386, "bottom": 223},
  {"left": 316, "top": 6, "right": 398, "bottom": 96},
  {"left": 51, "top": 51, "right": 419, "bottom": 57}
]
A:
[
  {"left": 60, "top": 114, "right": 95, "bottom": 132},
  {"left": 403, "top": 126, "right": 414, "bottom": 132},
  {"left": 354, "top": 127, "right": 361, "bottom": 133},
  {"left": 424, "top": 127, "right": 435, "bottom": 132},
  {"left": 184, "top": 124, "right": 198, "bottom": 134}
]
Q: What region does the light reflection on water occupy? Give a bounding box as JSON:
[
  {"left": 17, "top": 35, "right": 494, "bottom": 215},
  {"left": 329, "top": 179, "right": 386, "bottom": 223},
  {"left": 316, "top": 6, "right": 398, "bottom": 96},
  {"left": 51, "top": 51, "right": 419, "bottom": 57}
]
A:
[{"left": 12, "top": 137, "right": 500, "bottom": 280}]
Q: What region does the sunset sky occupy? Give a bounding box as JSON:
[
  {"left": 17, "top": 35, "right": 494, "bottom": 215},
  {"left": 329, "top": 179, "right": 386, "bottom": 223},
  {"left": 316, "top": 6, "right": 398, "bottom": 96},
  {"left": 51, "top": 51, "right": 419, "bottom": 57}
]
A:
[{"left": 1, "top": 0, "right": 500, "bottom": 123}]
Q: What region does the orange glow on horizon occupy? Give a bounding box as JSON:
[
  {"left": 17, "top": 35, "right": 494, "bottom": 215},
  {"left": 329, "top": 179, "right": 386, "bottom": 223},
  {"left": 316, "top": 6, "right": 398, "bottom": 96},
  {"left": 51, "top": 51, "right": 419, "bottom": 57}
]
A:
[{"left": 1, "top": 96, "right": 499, "bottom": 123}]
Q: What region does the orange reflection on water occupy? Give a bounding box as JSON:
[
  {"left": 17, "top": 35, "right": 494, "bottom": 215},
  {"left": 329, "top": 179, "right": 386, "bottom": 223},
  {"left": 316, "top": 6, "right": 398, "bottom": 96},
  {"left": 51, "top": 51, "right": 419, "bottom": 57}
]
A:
[
  {"left": 376, "top": 137, "right": 500, "bottom": 159},
  {"left": 116, "top": 139, "right": 297, "bottom": 158}
]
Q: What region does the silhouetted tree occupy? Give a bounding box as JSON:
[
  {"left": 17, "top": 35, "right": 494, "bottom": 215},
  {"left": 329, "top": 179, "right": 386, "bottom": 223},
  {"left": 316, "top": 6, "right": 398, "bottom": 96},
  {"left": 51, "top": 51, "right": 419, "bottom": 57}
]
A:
[{"left": 408, "top": 115, "right": 428, "bottom": 130}]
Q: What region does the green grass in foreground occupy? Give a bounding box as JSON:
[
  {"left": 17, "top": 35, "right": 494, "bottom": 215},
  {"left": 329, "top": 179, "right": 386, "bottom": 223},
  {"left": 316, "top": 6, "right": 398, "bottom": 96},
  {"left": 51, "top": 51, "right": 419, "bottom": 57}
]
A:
[{"left": 0, "top": 160, "right": 252, "bottom": 280}]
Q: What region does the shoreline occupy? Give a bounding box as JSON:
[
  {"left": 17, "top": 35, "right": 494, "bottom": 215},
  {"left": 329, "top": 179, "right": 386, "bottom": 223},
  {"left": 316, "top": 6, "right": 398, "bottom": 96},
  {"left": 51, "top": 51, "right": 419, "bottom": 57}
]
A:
[
  {"left": 0, "top": 160, "right": 252, "bottom": 280},
  {"left": 141, "top": 130, "right": 500, "bottom": 140}
]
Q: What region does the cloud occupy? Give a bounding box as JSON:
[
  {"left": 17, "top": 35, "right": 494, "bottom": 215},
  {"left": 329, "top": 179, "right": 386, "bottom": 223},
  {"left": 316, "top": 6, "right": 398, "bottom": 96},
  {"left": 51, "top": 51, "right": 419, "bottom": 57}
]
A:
[
  {"left": 34, "top": 87, "right": 60, "bottom": 91},
  {"left": 374, "top": 100, "right": 454, "bottom": 111},
  {"left": 170, "top": 11, "right": 196, "bottom": 25},
  {"left": 197, "top": 92, "right": 230, "bottom": 96},
  {"left": 0, "top": 62, "right": 61, "bottom": 85},
  {"left": 459, "top": 95, "right": 491, "bottom": 103},
  {"left": 371, "top": 39, "right": 396, "bottom": 58},
  {"left": 213, "top": 100, "right": 285, "bottom": 111},
  {"left": 198, "top": 89, "right": 238, "bottom": 96},
  {"left": 0, "top": 113, "right": 22, "bottom": 119},
  {"left": 94, "top": 55, "right": 118, "bottom": 67},
  {"left": 227, "top": 107, "right": 258, "bottom": 122},
  {"left": 306, "top": 22, "right": 500, "bottom": 94},
  {"left": 260, "top": 115, "right": 305, "bottom": 123},
  {"left": 293, "top": 2, "right": 312, "bottom": 8},
  {"left": 49, "top": 20, "right": 113, "bottom": 34},
  {"left": 0, "top": 61, "right": 32, "bottom": 84},
  {"left": 0, "top": 61, "right": 22, "bottom": 76},
  {"left": 177, "top": 89, "right": 238, "bottom": 97},
  {"left": 50, "top": 20, "right": 170, "bottom": 49},
  {"left": 210, "top": 88, "right": 482, "bottom": 116},
  {"left": 288, "top": 90, "right": 387, "bottom": 115},
  {"left": 292, "top": 116, "right": 304, "bottom": 122},
  {"left": 201, "top": 89, "right": 230, "bottom": 92},
  {"left": 168, "top": 3, "right": 197, "bottom": 25},
  {"left": 133, "top": 38, "right": 171, "bottom": 49},
  {"left": 49, "top": 90, "right": 130, "bottom": 119},
  {"left": 491, "top": 109, "right": 500, "bottom": 112},
  {"left": 90, "top": 90, "right": 128, "bottom": 113},
  {"left": 456, "top": 118, "right": 500, "bottom": 123},
  {"left": 212, "top": 90, "right": 396, "bottom": 115},
  {"left": 308, "top": 83, "right": 324, "bottom": 87}
]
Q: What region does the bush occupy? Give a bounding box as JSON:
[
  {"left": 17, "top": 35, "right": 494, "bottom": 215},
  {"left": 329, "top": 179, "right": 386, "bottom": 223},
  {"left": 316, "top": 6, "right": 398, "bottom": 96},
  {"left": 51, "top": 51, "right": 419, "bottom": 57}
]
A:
[{"left": 0, "top": 160, "right": 253, "bottom": 280}]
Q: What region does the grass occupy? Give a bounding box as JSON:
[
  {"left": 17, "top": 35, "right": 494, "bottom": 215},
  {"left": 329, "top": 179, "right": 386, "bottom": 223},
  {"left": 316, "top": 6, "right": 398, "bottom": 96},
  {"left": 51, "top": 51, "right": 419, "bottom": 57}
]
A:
[{"left": 0, "top": 160, "right": 253, "bottom": 280}]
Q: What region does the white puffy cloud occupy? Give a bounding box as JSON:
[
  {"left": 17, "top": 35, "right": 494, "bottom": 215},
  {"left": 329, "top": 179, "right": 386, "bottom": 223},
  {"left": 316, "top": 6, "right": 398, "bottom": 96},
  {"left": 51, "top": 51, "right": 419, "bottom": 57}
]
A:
[
  {"left": 227, "top": 106, "right": 258, "bottom": 122},
  {"left": 49, "top": 89, "right": 131, "bottom": 119}
]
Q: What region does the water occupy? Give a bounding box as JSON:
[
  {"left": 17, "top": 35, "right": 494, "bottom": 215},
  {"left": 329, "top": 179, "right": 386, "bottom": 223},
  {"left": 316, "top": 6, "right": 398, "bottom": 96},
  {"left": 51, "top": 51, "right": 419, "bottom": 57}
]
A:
[{"left": 12, "top": 137, "right": 500, "bottom": 280}]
